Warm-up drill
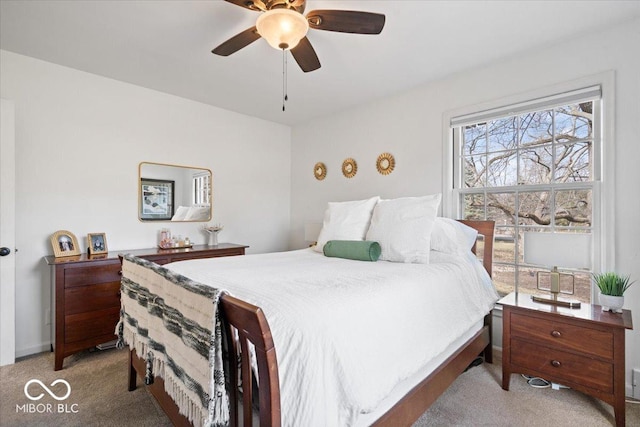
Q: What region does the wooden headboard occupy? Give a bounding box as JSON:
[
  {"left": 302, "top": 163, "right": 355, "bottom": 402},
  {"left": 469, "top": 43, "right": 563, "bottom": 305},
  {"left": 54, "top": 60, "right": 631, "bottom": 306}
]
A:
[{"left": 457, "top": 220, "right": 495, "bottom": 278}]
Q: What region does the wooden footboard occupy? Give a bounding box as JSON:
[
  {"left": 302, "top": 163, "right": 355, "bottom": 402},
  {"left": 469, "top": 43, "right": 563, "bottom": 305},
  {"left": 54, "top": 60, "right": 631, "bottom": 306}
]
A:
[
  {"left": 127, "top": 314, "right": 492, "bottom": 427},
  {"left": 372, "top": 317, "right": 491, "bottom": 426},
  {"left": 129, "top": 348, "right": 192, "bottom": 427},
  {"left": 126, "top": 220, "right": 496, "bottom": 427},
  {"left": 127, "top": 292, "right": 281, "bottom": 427}
]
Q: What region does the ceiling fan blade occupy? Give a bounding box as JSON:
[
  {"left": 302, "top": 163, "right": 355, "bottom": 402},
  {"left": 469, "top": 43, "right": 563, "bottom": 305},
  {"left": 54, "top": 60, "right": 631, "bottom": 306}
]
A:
[
  {"left": 223, "top": 0, "right": 266, "bottom": 12},
  {"left": 290, "top": 37, "right": 321, "bottom": 73},
  {"left": 212, "top": 26, "right": 261, "bottom": 56},
  {"left": 306, "top": 10, "right": 385, "bottom": 34}
]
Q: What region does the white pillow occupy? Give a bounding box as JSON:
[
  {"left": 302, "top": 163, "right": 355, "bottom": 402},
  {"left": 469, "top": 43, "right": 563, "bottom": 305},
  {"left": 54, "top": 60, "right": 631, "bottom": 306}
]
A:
[
  {"left": 430, "top": 217, "right": 478, "bottom": 254},
  {"left": 314, "top": 196, "right": 380, "bottom": 253},
  {"left": 365, "top": 194, "right": 441, "bottom": 263},
  {"left": 171, "top": 206, "right": 190, "bottom": 221},
  {"left": 184, "top": 206, "right": 210, "bottom": 221}
]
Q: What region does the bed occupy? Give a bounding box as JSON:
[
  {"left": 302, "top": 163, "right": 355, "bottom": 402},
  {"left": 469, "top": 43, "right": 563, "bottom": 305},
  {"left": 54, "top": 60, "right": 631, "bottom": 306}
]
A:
[{"left": 118, "top": 215, "right": 497, "bottom": 427}]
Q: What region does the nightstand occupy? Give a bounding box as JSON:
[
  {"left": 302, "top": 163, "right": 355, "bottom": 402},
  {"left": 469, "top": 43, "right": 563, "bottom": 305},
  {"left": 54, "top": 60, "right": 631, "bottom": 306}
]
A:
[{"left": 499, "top": 292, "right": 633, "bottom": 427}]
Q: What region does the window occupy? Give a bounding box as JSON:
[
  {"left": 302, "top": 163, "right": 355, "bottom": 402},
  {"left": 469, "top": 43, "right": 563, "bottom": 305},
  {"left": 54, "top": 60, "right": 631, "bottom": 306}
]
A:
[
  {"left": 451, "top": 87, "right": 603, "bottom": 303},
  {"left": 193, "top": 172, "right": 211, "bottom": 206}
]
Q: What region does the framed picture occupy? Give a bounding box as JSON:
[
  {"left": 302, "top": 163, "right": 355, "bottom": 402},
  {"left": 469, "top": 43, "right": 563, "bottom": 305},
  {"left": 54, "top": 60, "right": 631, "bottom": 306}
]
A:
[
  {"left": 88, "top": 233, "right": 108, "bottom": 255},
  {"left": 50, "top": 230, "right": 81, "bottom": 258},
  {"left": 140, "top": 178, "right": 175, "bottom": 221}
]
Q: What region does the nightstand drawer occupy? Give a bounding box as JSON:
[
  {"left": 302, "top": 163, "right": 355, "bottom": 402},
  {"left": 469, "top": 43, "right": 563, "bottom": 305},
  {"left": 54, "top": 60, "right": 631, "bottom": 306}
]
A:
[
  {"left": 511, "top": 312, "right": 613, "bottom": 360},
  {"left": 511, "top": 338, "right": 613, "bottom": 393}
]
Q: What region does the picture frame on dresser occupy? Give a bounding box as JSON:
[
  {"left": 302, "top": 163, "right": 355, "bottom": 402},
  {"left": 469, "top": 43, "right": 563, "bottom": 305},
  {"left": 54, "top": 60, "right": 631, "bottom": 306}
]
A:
[
  {"left": 50, "top": 230, "right": 81, "bottom": 258},
  {"left": 88, "top": 232, "right": 108, "bottom": 255},
  {"left": 140, "top": 177, "right": 174, "bottom": 220}
]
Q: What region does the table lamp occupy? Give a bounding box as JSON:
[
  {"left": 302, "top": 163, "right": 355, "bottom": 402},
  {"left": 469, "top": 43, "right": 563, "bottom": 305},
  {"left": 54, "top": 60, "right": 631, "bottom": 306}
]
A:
[{"left": 523, "top": 232, "right": 591, "bottom": 308}]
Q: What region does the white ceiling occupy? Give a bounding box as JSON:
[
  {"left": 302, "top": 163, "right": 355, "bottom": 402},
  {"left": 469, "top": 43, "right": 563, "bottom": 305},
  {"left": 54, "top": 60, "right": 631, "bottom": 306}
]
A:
[{"left": 2, "top": 1, "right": 639, "bottom": 126}]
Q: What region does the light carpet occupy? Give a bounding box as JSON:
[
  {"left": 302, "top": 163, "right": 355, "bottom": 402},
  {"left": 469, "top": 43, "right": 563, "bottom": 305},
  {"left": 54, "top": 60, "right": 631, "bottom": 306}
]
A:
[{"left": 1, "top": 348, "right": 638, "bottom": 426}]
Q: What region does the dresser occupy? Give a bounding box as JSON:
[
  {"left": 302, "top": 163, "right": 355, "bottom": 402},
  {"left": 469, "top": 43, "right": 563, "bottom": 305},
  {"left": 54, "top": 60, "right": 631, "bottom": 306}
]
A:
[
  {"left": 499, "top": 292, "right": 633, "bottom": 427},
  {"left": 45, "top": 243, "right": 248, "bottom": 370}
]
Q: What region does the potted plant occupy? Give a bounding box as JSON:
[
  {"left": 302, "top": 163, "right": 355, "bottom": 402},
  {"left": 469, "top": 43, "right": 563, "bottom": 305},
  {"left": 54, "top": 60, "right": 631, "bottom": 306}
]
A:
[{"left": 592, "top": 272, "right": 634, "bottom": 313}]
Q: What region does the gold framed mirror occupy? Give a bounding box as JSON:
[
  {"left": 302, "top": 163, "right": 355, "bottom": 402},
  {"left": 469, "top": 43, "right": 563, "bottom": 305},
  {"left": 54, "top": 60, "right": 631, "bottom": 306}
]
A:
[
  {"left": 342, "top": 158, "right": 357, "bottom": 178},
  {"left": 376, "top": 152, "right": 395, "bottom": 175},
  {"left": 138, "top": 162, "right": 212, "bottom": 222},
  {"left": 314, "top": 162, "right": 327, "bottom": 180}
]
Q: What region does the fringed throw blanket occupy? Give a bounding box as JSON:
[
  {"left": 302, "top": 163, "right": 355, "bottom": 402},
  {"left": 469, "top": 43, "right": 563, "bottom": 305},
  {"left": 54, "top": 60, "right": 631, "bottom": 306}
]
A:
[{"left": 115, "top": 254, "right": 229, "bottom": 427}]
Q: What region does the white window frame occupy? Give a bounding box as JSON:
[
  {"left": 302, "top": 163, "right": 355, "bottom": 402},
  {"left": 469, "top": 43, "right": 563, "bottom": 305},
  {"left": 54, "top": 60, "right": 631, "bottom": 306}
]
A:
[
  {"left": 192, "top": 172, "right": 211, "bottom": 206},
  {"left": 441, "top": 72, "right": 615, "bottom": 302}
]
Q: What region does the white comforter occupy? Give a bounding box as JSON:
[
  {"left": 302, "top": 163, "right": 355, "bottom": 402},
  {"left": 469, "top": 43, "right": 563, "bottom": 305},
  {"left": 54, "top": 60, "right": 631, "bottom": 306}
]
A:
[{"left": 167, "top": 248, "right": 498, "bottom": 426}]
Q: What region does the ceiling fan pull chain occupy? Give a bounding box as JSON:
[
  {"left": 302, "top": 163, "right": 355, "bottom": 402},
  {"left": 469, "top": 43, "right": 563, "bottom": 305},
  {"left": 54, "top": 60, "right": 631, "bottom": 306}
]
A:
[
  {"left": 282, "top": 48, "right": 289, "bottom": 112},
  {"left": 285, "top": 50, "right": 289, "bottom": 102}
]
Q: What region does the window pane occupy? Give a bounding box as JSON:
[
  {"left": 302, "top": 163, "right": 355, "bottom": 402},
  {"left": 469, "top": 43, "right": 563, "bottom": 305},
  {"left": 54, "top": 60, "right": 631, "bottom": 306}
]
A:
[
  {"left": 556, "top": 103, "right": 592, "bottom": 141},
  {"left": 487, "top": 151, "right": 517, "bottom": 187},
  {"left": 487, "top": 193, "right": 515, "bottom": 225},
  {"left": 487, "top": 117, "right": 517, "bottom": 152},
  {"left": 463, "top": 155, "right": 486, "bottom": 188},
  {"left": 518, "top": 266, "right": 547, "bottom": 296},
  {"left": 573, "top": 271, "right": 591, "bottom": 303},
  {"left": 554, "top": 142, "right": 592, "bottom": 182},
  {"left": 475, "top": 235, "right": 485, "bottom": 266},
  {"left": 463, "top": 193, "right": 485, "bottom": 220},
  {"left": 518, "top": 144, "right": 553, "bottom": 185},
  {"left": 463, "top": 123, "right": 486, "bottom": 156},
  {"left": 493, "top": 265, "right": 515, "bottom": 296},
  {"left": 518, "top": 191, "right": 551, "bottom": 226},
  {"left": 455, "top": 95, "right": 598, "bottom": 304},
  {"left": 554, "top": 189, "right": 592, "bottom": 227},
  {"left": 494, "top": 227, "right": 516, "bottom": 263},
  {"left": 519, "top": 110, "right": 553, "bottom": 146}
]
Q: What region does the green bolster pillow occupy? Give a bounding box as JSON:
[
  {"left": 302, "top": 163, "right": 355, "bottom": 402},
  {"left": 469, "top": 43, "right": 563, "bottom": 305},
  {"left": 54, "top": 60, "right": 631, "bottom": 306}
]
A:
[{"left": 323, "top": 240, "right": 381, "bottom": 262}]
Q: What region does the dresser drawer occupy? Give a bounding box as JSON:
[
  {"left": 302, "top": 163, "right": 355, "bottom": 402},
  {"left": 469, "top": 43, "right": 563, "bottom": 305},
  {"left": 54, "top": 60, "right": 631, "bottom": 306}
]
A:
[
  {"left": 64, "top": 307, "right": 120, "bottom": 344},
  {"left": 65, "top": 282, "right": 121, "bottom": 315},
  {"left": 64, "top": 263, "right": 122, "bottom": 288},
  {"left": 510, "top": 312, "right": 613, "bottom": 360},
  {"left": 511, "top": 338, "right": 613, "bottom": 393}
]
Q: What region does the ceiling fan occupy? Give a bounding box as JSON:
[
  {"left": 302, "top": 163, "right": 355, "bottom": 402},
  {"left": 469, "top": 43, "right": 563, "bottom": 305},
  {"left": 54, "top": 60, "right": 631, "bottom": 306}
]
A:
[{"left": 212, "top": 0, "right": 386, "bottom": 72}]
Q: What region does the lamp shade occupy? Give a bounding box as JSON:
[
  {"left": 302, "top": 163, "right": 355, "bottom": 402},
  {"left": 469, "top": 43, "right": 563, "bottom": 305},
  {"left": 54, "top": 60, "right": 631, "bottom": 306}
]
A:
[
  {"left": 524, "top": 232, "right": 591, "bottom": 269},
  {"left": 256, "top": 8, "right": 309, "bottom": 50}
]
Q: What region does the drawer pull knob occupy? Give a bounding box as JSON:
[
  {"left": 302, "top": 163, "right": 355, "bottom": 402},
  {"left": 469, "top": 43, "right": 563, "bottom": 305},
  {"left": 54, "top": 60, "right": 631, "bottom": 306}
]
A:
[
  {"left": 551, "top": 330, "right": 561, "bottom": 338},
  {"left": 118, "top": 270, "right": 123, "bottom": 276},
  {"left": 551, "top": 360, "right": 561, "bottom": 368}
]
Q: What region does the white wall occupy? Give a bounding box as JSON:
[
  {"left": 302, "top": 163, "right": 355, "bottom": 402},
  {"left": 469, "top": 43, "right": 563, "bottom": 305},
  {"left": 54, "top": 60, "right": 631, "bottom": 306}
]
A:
[
  {"left": 290, "top": 18, "right": 640, "bottom": 395},
  {"left": 0, "top": 50, "right": 292, "bottom": 357}
]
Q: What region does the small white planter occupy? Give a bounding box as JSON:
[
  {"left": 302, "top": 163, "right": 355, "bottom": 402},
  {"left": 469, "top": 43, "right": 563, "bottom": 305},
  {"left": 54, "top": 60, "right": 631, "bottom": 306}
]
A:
[{"left": 599, "top": 294, "right": 624, "bottom": 313}]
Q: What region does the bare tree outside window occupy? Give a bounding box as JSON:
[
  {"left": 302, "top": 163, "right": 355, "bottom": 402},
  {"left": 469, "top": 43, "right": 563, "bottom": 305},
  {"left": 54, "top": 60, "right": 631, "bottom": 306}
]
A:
[{"left": 457, "top": 102, "right": 596, "bottom": 302}]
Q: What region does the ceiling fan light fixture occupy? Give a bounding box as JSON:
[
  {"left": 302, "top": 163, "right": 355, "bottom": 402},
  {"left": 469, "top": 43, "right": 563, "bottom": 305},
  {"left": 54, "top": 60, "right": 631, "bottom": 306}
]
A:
[{"left": 256, "top": 8, "right": 309, "bottom": 50}]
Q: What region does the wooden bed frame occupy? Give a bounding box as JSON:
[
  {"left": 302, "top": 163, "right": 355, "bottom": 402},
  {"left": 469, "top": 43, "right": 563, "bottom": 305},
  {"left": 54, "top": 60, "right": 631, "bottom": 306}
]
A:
[{"left": 127, "top": 220, "right": 495, "bottom": 427}]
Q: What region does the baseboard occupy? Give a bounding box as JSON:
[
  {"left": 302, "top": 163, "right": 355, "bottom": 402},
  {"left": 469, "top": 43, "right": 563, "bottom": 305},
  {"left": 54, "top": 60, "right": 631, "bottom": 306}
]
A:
[
  {"left": 15, "top": 343, "right": 51, "bottom": 359},
  {"left": 492, "top": 346, "right": 502, "bottom": 362}
]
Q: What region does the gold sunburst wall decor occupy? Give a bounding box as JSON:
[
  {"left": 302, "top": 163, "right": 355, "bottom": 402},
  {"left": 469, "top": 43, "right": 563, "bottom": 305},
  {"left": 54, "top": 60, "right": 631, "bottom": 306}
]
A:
[
  {"left": 313, "top": 162, "right": 327, "bottom": 180},
  {"left": 376, "top": 152, "right": 395, "bottom": 175},
  {"left": 342, "top": 158, "right": 357, "bottom": 178}
]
